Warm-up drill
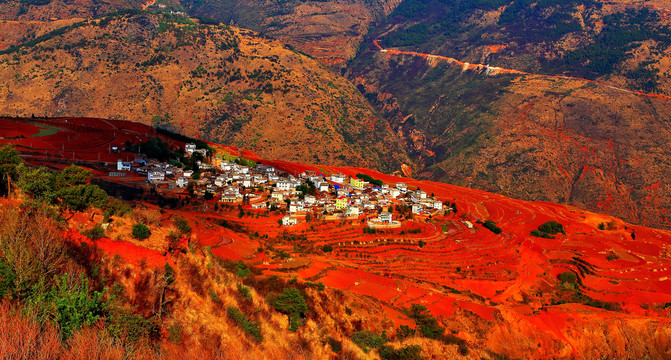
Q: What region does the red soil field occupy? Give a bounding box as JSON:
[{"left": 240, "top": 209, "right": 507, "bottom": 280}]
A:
[{"left": 6, "top": 117, "right": 671, "bottom": 358}]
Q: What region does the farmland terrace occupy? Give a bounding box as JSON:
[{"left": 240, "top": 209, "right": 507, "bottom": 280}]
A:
[{"left": 1, "top": 116, "right": 671, "bottom": 358}]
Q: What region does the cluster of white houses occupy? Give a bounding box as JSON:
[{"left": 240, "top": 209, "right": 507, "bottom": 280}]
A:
[{"left": 113, "top": 143, "right": 449, "bottom": 227}]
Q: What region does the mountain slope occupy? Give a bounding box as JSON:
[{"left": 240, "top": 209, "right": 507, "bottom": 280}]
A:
[
  {"left": 0, "top": 0, "right": 144, "bottom": 21},
  {"left": 179, "top": 0, "right": 403, "bottom": 67},
  {"left": 0, "top": 11, "right": 411, "bottom": 172},
  {"left": 347, "top": 0, "right": 671, "bottom": 228}
]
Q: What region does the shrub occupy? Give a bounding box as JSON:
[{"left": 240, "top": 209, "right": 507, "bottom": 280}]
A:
[
  {"left": 168, "top": 324, "right": 183, "bottom": 344},
  {"left": 164, "top": 263, "right": 175, "bottom": 286},
  {"left": 107, "top": 307, "right": 156, "bottom": 342},
  {"left": 326, "top": 337, "right": 342, "bottom": 353},
  {"left": 558, "top": 271, "right": 577, "bottom": 285},
  {"left": 172, "top": 215, "right": 191, "bottom": 234},
  {"left": 237, "top": 284, "right": 251, "bottom": 300},
  {"left": 30, "top": 273, "right": 110, "bottom": 339},
  {"left": 458, "top": 342, "right": 469, "bottom": 356},
  {"left": 396, "top": 324, "right": 416, "bottom": 340},
  {"left": 83, "top": 224, "right": 105, "bottom": 240},
  {"left": 351, "top": 330, "right": 386, "bottom": 352},
  {"left": 538, "top": 221, "right": 565, "bottom": 235},
  {"left": 322, "top": 244, "right": 334, "bottom": 253},
  {"left": 208, "top": 288, "right": 221, "bottom": 302},
  {"left": 530, "top": 229, "right": 554, "bottom": 239},
  {"left": 132, "top": 223, "right": 151, "bottom": 240},
  {"left": 483, "top": 220, "right": 502, "bottom": 234},
  {"left": 227, "top": 307, "right": 262, "bottom": 341},
  {"left": 379, "top": 344, "right": 423, "bottom": 360}
]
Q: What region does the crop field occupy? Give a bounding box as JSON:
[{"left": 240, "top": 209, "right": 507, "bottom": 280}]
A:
[{"left": 0, "top": 117, "right": 185, "bottom": 164}]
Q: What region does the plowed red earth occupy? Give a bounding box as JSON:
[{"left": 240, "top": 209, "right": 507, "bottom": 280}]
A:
[
  {"left": 3, "top": 117, "right": 671, "bottom": 358},
  {"left": 0, "top": 117, "right": 187, "bottom": 164}
]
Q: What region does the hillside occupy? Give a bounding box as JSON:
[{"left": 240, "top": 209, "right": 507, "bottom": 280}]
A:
[
  {"left": 1, "top": 118, "right": 671, "bottom": 359},
  {"left": 0, "top": 11, "right": 411, "bottom": 173},
  {"left": 178, "top": 0, "right": 403, "bottom": 68},
  {"left": 0, "top": 0, "right": 144, "bottom": 21},
  {"left": 347, "top": 0, "right": 671, "bottom": 229}
]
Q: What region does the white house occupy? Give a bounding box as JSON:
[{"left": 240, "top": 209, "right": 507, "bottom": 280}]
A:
[
  {"left": 183, "top": 170, "right": 194, "bottom": 178},
  {"left": 379, "top": 212, "right": 393, "bottom": 223},
  {"left": 389, "top": 188, "right": 401, "bottom": 198},
  {"left": 411, "top": 203, "right": 423, "bottom": 214},
  {"left": 432, "top": 201, "right": 443, "bottom": 210},
  {"left": 238, "top": 166, "right": 250, "bottom": 174},
  {"left": 214, "top": 176, "right": 227, "bottom": 187},
  {"left": 282, "top": 216, "right": 297, "bottom": 226},
  {"left": 415, "top": 190, "right": 427, "bottom": 199},
  {"left": 289, "top": 201, "right": 305, "bottom": 213},
  {"left": 319, "top": 183, "right": 329, "bottom": 193},
  {"left": 117, "top": 159, "right": 131, "bottom": 171},
  {"left": 185, "top": 143, "right": 196, "bottom": 154},
  {"left": 396, "top": 182, "right": 408, "bottom": 193},
  {"left": 331, "top": 173, "right": 346, "bottom": 184},
  {"left": 242, "top": 177, "right": 253, "bottom": 188},
  {"left": 304, "top": 195, "right": 317, "bottom": 205},
  {"left": 148, "top": 171, "right": 165, "bottom": 182},
  {"left": 221, "top": 191, "right": 242, "bottom": 203},
  {"left": 277, "top": 181, "right": 293, "bottom": 191},
  {"left": 345, "top": 206, "right": 361, "bottom": 217},
  {"left": 221, "top": 161, "right": 236, "bottom": 171},
  {"left": 176, "top": 177, "right": 189, "bottom": 188},
  {"left": 251, "top": 202, "right": 267, "bottom": 209},
  {"left": 271, "top": 192, "right": 285, "bottom": 201},
  {"left": 256, "top": 164, "right": 275, "bottom": 174}
]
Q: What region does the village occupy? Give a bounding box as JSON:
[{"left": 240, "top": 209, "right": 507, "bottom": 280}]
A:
[{"left": 111, "top": 142, "right": 451, "bottom": 228}]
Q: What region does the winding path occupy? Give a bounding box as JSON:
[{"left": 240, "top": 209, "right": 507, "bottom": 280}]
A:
[{"left": 373, "top": 39, "right": 671, "bottom": 100}]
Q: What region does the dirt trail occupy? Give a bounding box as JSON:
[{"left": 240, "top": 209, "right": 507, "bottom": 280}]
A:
[{"left": 373, "top": 40, "right": 671, "bottom": 100}]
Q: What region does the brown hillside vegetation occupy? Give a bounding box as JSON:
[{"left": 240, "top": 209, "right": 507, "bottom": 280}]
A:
[
  {"left": 0, "top": 12, "right": 410, "bottom": 173},
  {"left": 181, "top": 0, "right": 403, "bottom": 68},
  {"left": 0, "top": 0, "right": 144, "bottom": 22},
  {"left": 347, "top": 0, "right": 671, "bottom": 229}
]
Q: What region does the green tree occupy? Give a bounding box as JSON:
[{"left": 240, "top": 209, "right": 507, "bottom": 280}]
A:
[
  {"left": 406, "top": 304, "right": 444, "bottom": 339},
  {"left": 57, "top": 184, "right": 109, "bottom": 211},
  {"left": 17, "top": 165, "right": 55, "bottom": 201},
  {"left": 271, "top": 287, "right": 307, "bottom": 331},
  {"left": 0, "top": 145, "right": 22, "bottom": 196},
  {"left": 53, "top": 165, "right": 92, "bottom": 191}
]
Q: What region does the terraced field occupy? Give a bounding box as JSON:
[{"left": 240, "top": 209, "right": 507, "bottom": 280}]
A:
[{"left": 2, "top": 117, "right": 671, "bottom": 358}]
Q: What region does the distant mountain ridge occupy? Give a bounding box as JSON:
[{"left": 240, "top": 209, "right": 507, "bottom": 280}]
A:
[
  {"left": 0, "top": 11, "right": 411, "bottom": 173},
  {"left": 346, "top": 0, "right": 671, "bottom": 229}
]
